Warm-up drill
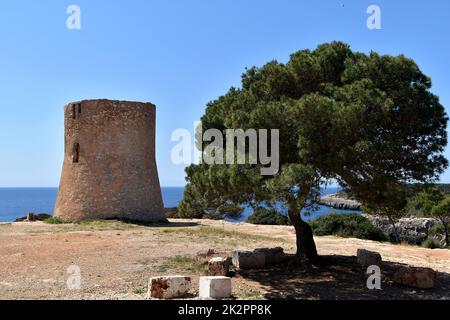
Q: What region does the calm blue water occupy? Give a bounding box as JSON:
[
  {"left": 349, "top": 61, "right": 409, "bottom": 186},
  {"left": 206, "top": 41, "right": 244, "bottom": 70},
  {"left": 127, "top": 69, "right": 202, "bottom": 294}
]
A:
[
  {"left": 226, "top": 187, "right": 359, "bottom": 223},
  {"left": 0, "top": 187, "right": 359, "bottom": 223}
]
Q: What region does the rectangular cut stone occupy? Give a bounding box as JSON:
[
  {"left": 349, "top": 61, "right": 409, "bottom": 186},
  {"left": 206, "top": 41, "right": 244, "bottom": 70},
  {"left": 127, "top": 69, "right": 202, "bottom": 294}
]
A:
[
  {"left": 232, "top": 251, "right": 265, "bottom": 269},
  {"left": 393, "top": 267, "right": 437, "bottom": 289},
  {"left": 254, "top": 247, "right": 287, "bottom": 265},
  {"left": 208, "top": 257, "right": 232, "bottom": 276},
  {"left": 357, "top": 249, "right": 382, "bottom": 268},
  {"left": 199, "top": 276, "right": 232, "bottom": 299},
  {"left": 148, "top": 276, "right": 191, "bottom": 299}
]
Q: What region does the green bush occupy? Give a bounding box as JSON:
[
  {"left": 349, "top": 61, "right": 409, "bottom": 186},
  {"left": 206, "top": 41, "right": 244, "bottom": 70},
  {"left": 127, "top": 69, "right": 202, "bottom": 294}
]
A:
[
  {"left": 248, "top": 208, "right": 289, "bottom": 226},
  {"left": 421, "top": 239, "right": 443, "bottom": 249},
  {"left": 177, "top": 202, "right": 243, "bottom": 220},
  {"left": 43, "top": 217, "right": 63, "bottom": 225},
  {"left": 309, "top": 213, "right": 388, "bottom": 241},
  {"left": 428, "top": 223, "right": 449, "bottom": 236}
]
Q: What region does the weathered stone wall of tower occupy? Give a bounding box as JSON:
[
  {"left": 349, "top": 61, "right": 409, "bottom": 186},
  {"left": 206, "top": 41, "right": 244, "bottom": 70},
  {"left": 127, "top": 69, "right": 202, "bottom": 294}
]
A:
[{"left": 54, "top": 99, "right": 166, "bottom": 222}]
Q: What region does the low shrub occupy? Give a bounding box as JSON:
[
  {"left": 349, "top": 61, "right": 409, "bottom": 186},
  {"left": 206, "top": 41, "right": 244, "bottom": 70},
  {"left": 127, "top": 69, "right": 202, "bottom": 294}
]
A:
[
  {"left": 248, "top": 208, "right": 290, "bottom": 226},
  {"left": 177, "top": 203, "right": 243, "bottom": 220},
  {"left": 309, "top": 213, "right": 388, "bottom": 241},
  {"left": 421, "top": 239, "right": 443, "bottom": 249},
  {"left": 43, "top": 217, "right": 63, "bottom": 225},
  {"left": 132, "top": 287, "right": 146, "bottom": 294},
  {"left": 428, "top": 223, "right": 449, "bottom": 236}
]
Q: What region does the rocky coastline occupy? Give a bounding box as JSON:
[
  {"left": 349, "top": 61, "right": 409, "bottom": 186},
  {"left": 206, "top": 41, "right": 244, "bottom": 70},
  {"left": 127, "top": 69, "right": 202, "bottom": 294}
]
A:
[
  {"left": 318, "top": 193, "right": 362, "bottom": 211},
  {"left": 363, "top": 214, "right": 445, "bottom": 246},
  {"left": 318, "top": 193, "right": 446, "bottom": 246}
]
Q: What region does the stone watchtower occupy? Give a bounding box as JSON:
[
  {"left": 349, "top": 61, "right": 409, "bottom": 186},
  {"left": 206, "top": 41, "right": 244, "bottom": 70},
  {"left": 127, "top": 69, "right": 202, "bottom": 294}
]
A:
[{"left": 54, "top": 99, "right": 166, "bottom": 222}]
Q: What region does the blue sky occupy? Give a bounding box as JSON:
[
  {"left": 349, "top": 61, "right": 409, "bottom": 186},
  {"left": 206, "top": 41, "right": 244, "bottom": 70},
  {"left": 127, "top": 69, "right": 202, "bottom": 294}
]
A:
[{"left": 0, "top": 0, "right": 449, "bottom": 187}]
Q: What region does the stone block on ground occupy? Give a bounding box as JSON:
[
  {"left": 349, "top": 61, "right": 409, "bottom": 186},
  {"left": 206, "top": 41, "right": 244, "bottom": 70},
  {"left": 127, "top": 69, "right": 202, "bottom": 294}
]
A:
[
  {"left": 357, "top": 249, "right": 382, "bottom": 268},
  {"left": 393, "top": 267, "right": 437, "bottom": 289},
  {"left": 232, "top": 251, "right": 266, "bottom": 269},
  {"left": 199, "top": 276, "right": 232, "bottom": 299},
  {"left": 148, "top": 276, "right": 192, "bottom": 299},
  {"left": 254, "top": 247, "right": 287, "bottom": 265},
  {"left": 208, "top": 257, "right": 232, "bottom": 276}
]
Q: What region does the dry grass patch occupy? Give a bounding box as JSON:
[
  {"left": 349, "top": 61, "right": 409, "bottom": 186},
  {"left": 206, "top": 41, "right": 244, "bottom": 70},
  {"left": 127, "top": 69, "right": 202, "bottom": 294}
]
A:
[
  {"left": 46, "top": 220, "right": 140, "bottom": 233},
  {"left": 159, "top": 226, "right": 279, "bottom": 243},
  {"left": 75, "top": 219, "right": 139, "bottom": 230},
  {"left": 235, "top": 290, "right": 265, "bottom": 300},
  {"left": 158, "top": 255, "right": 207, "bottom": 275}
]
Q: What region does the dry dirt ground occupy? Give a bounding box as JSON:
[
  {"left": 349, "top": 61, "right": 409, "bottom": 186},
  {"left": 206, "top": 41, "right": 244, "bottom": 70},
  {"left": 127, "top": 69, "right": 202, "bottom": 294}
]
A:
[{"left": 0, "top": 219, "right": 449, "bottom": 300}]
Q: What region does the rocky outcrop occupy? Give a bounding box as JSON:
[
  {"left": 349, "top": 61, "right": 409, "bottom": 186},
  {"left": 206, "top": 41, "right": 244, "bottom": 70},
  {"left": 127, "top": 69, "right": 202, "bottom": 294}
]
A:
[
  {"left": 319, "top": 193, "right": 362, "bottom": 210},
  {"left": 364, "top": 215, "right": 441, "bottom": 245},
  {"left": 15, "top": 213, "right": 52, "bottom": 222}
]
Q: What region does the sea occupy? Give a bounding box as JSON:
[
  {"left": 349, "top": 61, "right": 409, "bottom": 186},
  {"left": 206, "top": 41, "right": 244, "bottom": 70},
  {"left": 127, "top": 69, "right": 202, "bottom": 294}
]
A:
[{"left": 0, "top": 187, "right": 359, "bottom": 223}]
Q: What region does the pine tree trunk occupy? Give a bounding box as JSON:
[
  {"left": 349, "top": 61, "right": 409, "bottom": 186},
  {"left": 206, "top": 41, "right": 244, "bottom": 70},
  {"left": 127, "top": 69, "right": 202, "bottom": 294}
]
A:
[{"left": 288, "top": 205, "right": 318, "bottom": 261}]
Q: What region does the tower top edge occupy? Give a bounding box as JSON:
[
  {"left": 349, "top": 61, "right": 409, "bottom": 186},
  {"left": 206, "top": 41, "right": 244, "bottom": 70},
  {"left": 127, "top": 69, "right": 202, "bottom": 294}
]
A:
[{"left": 64, "top": 99, "right": 156, "bottom": 110}]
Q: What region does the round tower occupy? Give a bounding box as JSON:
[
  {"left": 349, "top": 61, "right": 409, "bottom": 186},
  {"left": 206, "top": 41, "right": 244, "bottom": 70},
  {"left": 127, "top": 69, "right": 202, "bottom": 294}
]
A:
[{"left": 54, "top": 99, "right": 166, "bottom": 222}]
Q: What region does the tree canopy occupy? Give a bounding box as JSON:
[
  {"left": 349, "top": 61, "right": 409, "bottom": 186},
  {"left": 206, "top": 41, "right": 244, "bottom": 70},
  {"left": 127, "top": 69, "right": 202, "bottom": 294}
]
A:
[{"left": 179, "top": 41, "right": 448, "bottom": 260}]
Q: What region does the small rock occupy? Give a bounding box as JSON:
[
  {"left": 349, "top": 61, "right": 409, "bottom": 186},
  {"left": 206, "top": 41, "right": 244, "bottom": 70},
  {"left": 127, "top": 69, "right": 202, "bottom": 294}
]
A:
[
  {"left": 232, "top": 251, "right": 265, "bottom": 269},
  {"left": 357, "top": 249, "right": 382, "bottom": 268},
  {"left": 393, "top": 267, "right": 437, "bottom": 289},
  {"left": 199, "top": 276, "right": 232, "bottom": 299},
  {"left": 195, "top": 249, "right": 216, "bottom": 263},
  {"left": 208, "top": 257, "right": 232, "bottom": 276},
  {"left": 148, "top": 276, "right": 192, "bottom": 299}
]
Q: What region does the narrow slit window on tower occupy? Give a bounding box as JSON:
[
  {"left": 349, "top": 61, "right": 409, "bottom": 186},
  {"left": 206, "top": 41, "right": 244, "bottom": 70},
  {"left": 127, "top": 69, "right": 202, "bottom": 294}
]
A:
[
  {"left": 72, "top": 105, "right": 76, "bottom": 119},
  {"left": 77, "top": 104, "right": 82, "bottom": 114},
  {"left": 72, "top": 143, "right": 80, "bottom": 163}
]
